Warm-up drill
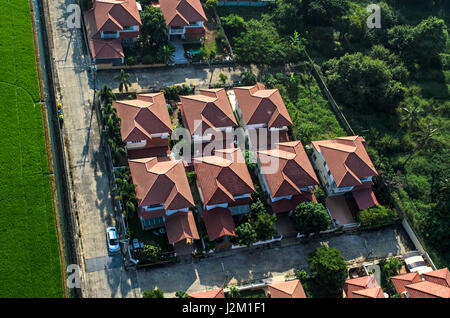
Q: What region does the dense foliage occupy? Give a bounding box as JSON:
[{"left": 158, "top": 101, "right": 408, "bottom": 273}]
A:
[
  {"left": 307, "top": 246, "right": 348, "bottom": 298},
  {"left": 357, "top": 205, "right": 397, "bottom": 229},
  {"left": 142, "top": 289, "right": 164, "bottom": 298},
  {"left": 291, "top": 202, "right": 330, "bottom": 235},
  {"left": 235, "top": 222, "right": 258, "bottom": 247}
]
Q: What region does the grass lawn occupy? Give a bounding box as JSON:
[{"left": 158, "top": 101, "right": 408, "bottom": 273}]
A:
[{"left": 0, "top": 1, "right": 63, "bottom": 297}]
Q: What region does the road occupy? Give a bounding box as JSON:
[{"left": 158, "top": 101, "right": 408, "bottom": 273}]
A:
[
  {"left": 46, "top": 0, "right": 139, "bottom": 297},
  {"left": 137, "top": 226, "right": 413, "bottom": 297}
]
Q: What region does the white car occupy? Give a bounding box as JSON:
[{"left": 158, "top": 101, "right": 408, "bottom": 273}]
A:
[{"left": 106, "top": 227, "right": 120, "bottom": 254}]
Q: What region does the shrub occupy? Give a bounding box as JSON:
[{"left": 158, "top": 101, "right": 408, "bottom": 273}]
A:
[
  {"left": 307, "top": 246, "right": 348, "bottom": 298},
  {"left": 142, "top": 244, "right": 162, "bottom": 260},
  {"left": 295, "top": 269, "right": 310, "bottom": 283},
  {"left": 235, "top": 222, "right": 257, "bottom": 247},
  {"left": 253, "top": 212, "right": 276, "bottom": 241},
  {"left": 204, "top": 0, "right": 218, "bottom": 13},
  {"left": 142, "top": 55, "right": 156, "bottom": 65},
  {"left": 291, "top": 201, "right": 330, "bottom": 235},
  {"left": 126, "top": 55, "right": 137, "bottom": 65},
  {"left": 175, "top": 290, "right": 189, "bottom": 298},
  {"left": 379, "top": 257, "right": 402, "bottom": 293},
  {"left": 357, "top": 205, "right": 397, "bottom": 229},
  {"left": 142, "top": 288, "right": 164, "bottom": 298},
  {"left": 313, "top": 187, "right": 326, "bottom": 205}
]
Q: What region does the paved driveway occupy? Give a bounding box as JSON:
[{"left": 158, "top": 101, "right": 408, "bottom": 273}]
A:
[{"left": 137, "top": 226, "right": 413, "bottom": 297}]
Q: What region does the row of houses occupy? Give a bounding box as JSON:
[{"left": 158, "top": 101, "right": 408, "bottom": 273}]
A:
[
  {"left": 83, "top": 0, "right": 207, "bottom": 64},
  {"left": 344, "top": 267, "right": 450, "bottom": 298},
  {"left": 112, "top": 83, "right": 380, "bottom": 252}
]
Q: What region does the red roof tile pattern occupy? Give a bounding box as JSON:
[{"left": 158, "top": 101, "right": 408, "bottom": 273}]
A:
[
  {"left": 233, "top": 83, "right": 293, "bottom": 128},
  {"left": 405, "top": 281, "right": 450, "bottom": 298},
  {"left": 180, "top": 88, "right": 237, "bottom": 136},
  {"left": 128, "top": 157, "right": 195, "bottom": 211},
  {"left": 159, "top": 0, "right": 207, "bottom": 27},
  {"left": 352, "top": 287, "right": 385, "bottom": 298},
  {"left": 164, "top": 211, "right": 199, "bottom": 244},
  {"left": 422, "top": 268, "right": 450, "bottom": 288},
  {"left": 201, "top": 208, "right": 236, "bottom": 241},
  {"left": 193, "top": 148, "right": 255, "bottom": 206},
  {"left": 90, "top": 0, "right": 142, "bottom": 34},
  {"left": 312, "top": 136, "right": 378, "bottom": 187},
  {"left": 257, "top": 141, "right": 319, "bottom": 198},
  {"left": 391, "top": 272, "right": 422, "bottom": 294},
  {"left": 267, "top": 280, "right": 306, "bottom": 298},
  {"left": 343, "top": 275, "right": 378, "bottom": 298},
  {"left": 189, "top": 288, "right": 225, "bottom": 298},
  {"left": 115, "top": 93, "right": 172, "bottom": 144}
]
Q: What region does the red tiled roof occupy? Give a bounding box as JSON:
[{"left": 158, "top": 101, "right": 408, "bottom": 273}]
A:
[
  {"left": 267, "top": 280, "right": 306, "bottom": 298},
  {"left": 89, "top": 0, "right": 142, "bottom": 35},
  {"left": 114, "top": 93, "right": 172, "bottom": 144},
  {"left": 312, "top": 136, "right": 378, "bottom": 187},
  {"left": 391, "top": 272, "right": 422, "bottom": 294},
  {"left": 128, "top": 157, "right": 194, "bottom": 211},
  {"left": 257, "top": 141, "right": 319, "bottom": 198},
  {"left": 270, "top": 192, "right": 317, "bottom": 214},
  {"left": 180, "top": 88, "right": 237, "bottom": 136},
  {"left": 159, "top": 0, "right": 207, "bottom": 27},
  {"left": 164, "top": 211, "right": 199, "bottom": 244},
  {"left": 201, "top": 207, "right": 236, "bottom": 241},
  {"left": 352, "top": 187, "right": 379, "bottom": 210},
  {"left": 193, "top": 148, "right": 255, "bottom": 206},
  {"left": 189, "top": 288, "right": 225, "bottom": 298},
  {"left": 343, "top": 275, "right": 378, "bottom": 298},
  {"left": 405, "top": 281, "right": 450, "bottom": 298},
  {"left": 233, "top": 83, "right": 293, "bottom": 128},
  {"left": 422, "top": 268, "right": 450, "bottom": 288},
  {"left": 352, "top": 287, "right": 385, "bottom": 298}
]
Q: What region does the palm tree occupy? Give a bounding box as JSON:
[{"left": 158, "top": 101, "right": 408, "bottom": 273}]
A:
[
  {"left": 158, "top": 44, "right": 175, "bottom": 64},
  {"left": 403, "top": 123, "right": 439, "bottom": 168},
  {"left": 114, "top": 69, "right": 131, "bottom": 93},
  {"left": 113, "top": 168, "right": 138, "bottom": 217},
  {"left": 100, "top": 102, "right": 117, "bottom": 124},
  {"left": 98, "top": 84, "right": 115, "bottom": 106},
  {"left": 392, "top": 101, "right": 424, "bottom": 142}
]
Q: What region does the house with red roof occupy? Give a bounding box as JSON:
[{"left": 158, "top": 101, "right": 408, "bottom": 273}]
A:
[
  {"left": 343, "top": 275, "right": 386, "bottom": 298},
  {"left": 84, "top": 0, "right": 142, "bottom": 64},
  {"left": 391, "top": 268, "right": 450, "bottom": 298},
  {"left": 256, "top": 141, "right": 320, "bottom": 214},
  {"left": 189, "top": 288, "right": 225, "bottom": 298},
  {"left": 128, "top": 157, "right": 198, "bottom": 243},
  {"left": 265, "top": 279, "right": 307, "bottom": 298},
  {"left": 193, "top": 148, "right": 255, "bottom": 244},
  {"left": 180, "top": 88, "right": 237, "bottom": 155},
  {"left": 159, "top": 0, "right": 207, "bottom": 40},
  {"left": 233, "top": 83, "right": 293, "bottom": 150},
  {"left": 310, "top": 136, "right": 379, "bottom": 211},
  {"left": 114, "top": 93, "right": 172, "bottom": 159}
]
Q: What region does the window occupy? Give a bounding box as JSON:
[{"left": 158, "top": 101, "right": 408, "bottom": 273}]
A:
[
  {"left": 123, "top": 26, "right": 134, "bottom": 30},
  {"left": 103, "top": 31, "right": 117, "bottom": 35},
  {"left": 312, "top": 154, "right": 316, "bottom": 161},
  {"left": 327, "top": 170, "right": 331, "bottom": 176}
]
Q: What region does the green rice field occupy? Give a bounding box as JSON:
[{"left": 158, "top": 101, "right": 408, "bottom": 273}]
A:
[{"left": 0, "top": 0, "right": 64, "bottom": 297}]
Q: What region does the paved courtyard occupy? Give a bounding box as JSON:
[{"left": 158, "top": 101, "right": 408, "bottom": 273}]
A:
[{"left": 136, "top": 226, "right": 413, "bottom": 297}]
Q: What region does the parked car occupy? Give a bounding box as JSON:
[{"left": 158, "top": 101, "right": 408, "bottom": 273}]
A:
[{"left": 106, "top": 227, "right": 120, "bottom": 253}]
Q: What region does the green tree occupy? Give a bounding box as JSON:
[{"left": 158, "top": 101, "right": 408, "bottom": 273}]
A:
[
  {"left": 379, "top": 257, "right": 402, "bottom": 292},
  {"left": 219, "top": 73, "right": 228, "bottom": 86},
  {"left": 253, "top": 212, "right": 276, "bottom": 241},
  {"left": 143, "top": 288, "right": 164, "bottom": 298},
  {"left": 140, "top": 6, "right": 168, "bottom": 47},
  {"left": 357, "top": 205, "right": 397, "bottom": 229},
  {"left": 175, "top": 290, "right": 189, "bottom": 298},
  {"left": 234, "top": 19, "right": 287, "bottom": 66},
  {"left": 235, "top": 222, "right": 257, "bottom": 247},
  {"left": 158, "top": 43, "right": 175, "bottom": 64},
  {"left": 114, "top": 69, "right": 131, "bottom": 93},
  {"left": 302, "top": 0, "right": 350, "bottom": 28},
  {"left": 113, "top": 167, "right": 138, "bottom": 217},
  {"left": 249, "top": 200, "right": 266, "bottom": 220},
  {"left": 221, "top": 14, "right": 246, "bottom": 39},
  {"left": 414, "top": 16, "right": 448, "bottom": 60},
  {"left": 142, "top": 244, "right": 162, "bottom": 260},
  {"left": 307, "top": 246, "right": 348, "bottom": 298},
  {"left": 204, "top": 0, "right": 218, "bottom": 14},
  {"left": 98, "top": 84, "right": 115, "bottom": 106},
  {"left": 291, "top": 202, "right": 329, "bottom": 235},
  {"left": 240, "top": 71, "right": 257, "bottom": 86}
]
